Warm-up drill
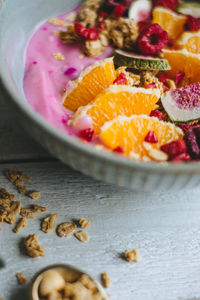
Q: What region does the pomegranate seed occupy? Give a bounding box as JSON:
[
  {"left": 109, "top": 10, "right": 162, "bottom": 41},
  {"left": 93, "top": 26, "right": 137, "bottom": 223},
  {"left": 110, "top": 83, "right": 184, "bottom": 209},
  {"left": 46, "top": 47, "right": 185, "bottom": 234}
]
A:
[
  {"left": 163, "top": 85, "right": 169, "bottom": 92},
  {"left": 74, "top": 22, "right": 99, "bottom": 40},
  {"left": 79, "top": 128, "right": 94, "bottom": 142},
  {"left": 159, "top": 73, "right": 169, "bottom": 84},
  {"left": 114, "top": 146, "right": 124, "bottom": 153},
  {"left": 172, "top": 153, "right": 191, "bottom": 162},
  {"left": 150, "top": 109, "right": 163, "bottom": 121},
  {"left": 145, "top": 83, "right": 157, "bottom": 89},
  {"left": 113, "top": 73, "right": 127, "bottom": 85},
  {"left": 144, "top": 131, "right": 158, "bottom": 143},
  {"left": 114, "top": 4, "right": 126, "bottom": 18},
  {"left": 87, "top": 28, "right": 99, "bottom": 40},
  {"left": 175, "top": 71, "right": 185, "bottom": 85},
  {"left": 161, "top": 140, "right": 187, "bottom": 158},
  {"left": 99, "top": 11, "right": 108, "bottom": 19},
  {"left": 99, "top": 21, "right": 105, "bottom": 31}
]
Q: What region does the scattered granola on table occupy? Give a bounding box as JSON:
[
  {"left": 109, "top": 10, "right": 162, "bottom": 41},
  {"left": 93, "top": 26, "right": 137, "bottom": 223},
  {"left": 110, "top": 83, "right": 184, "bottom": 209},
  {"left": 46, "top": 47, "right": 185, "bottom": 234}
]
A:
[
  {"left": 57, "top": 222, "right": 77, "bottom": 237},
  {"left": 16, "top": 272, "right": 27, "bottom": 285},
  {"left": 4, "top": 201, "right": 21, "bottom": 224},
  {"left": 79, "top": 217, "right": 91, "bottom": 228},
  {"left": 20, "top": 207, "right": 35, "bottom": 219},
  {"left": 101, "top": 272, "right": 110, "bottom": 288},
  {"left": 33, "top": 204, "right": 46, "bottom": 213},
  {"left": 41, "top": 213, "right": 58, "bottom": 233},
  {"left": 125, "top": 248, "right": 140, "bottom": 262},
  {"left": 74, "top": 230, "right": 89, "bottom": 243},
  {"left": 13, "top": 217, "right": 27, "bottom": 233},
  {"left": 27, "top": 191, "right": 41, "bottom": 200},
  {"left": 24, "top": 234, "right": 45, "bottom": 258}
]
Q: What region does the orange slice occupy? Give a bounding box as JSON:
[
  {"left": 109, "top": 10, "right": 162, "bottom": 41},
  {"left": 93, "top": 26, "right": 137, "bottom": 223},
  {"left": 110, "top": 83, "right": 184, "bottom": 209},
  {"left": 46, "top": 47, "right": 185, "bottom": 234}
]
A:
[
  {"left": 62, "top": 58, "right": 116, "bottom": 112},
  {"left": 69, "top": 86, "right": 161, "bottom": 134},
  {"left": 175, "top": 30, "right": 200, "bottom": 54},
  {"left": 100, "top": 115, "right": 183, "bottom": 157},
  {"left": 152, "top": 7, "right": 186, "bottom": 40},
  {"left": 162, "top": 48, "right": 200, "bottom": 86}
]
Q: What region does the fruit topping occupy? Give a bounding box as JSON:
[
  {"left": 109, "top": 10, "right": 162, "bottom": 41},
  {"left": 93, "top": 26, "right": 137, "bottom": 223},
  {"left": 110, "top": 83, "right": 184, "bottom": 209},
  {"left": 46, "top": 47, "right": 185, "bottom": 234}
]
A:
[
  {"left": 63, "top": 58, "right": 116, "bottom": 111},
  {"left": 175, "top": 71, "right": 185, "bottom": 85},
  {"left": 70, "top": 86, "right": 161, "bottom": 134},
  {"left": 100, "top": 115, "right": 183, "bottom": 158},
  {"left": 144, "top": 130, "right": 158, "bottom": 143},
  {"left": 185, "top": 16, "right": 200, "bottom": 32},
  {"left": 145, "top": 83, "right": 157, "bottom": 89},
  {"left": 79, "top": 128, "right": 94, "bottom": 142},
  {"left": 114, "top": 49, "right": 170, "bottom": 70},
  {"left": 113, "top": 146, "right": 124, "bottom": 153},
  {"left": 152, "top": 0, "right": 178, "bottom": 11},
  {"left": 74, "top": 22, "right": 99, "bottom": 40},
  {"left": 113, "top": 73, "right": 128, "bottom": 85},
  {"left": 114, "top": 4, "right": 126, "bottom": 18},
  {"left": 152, "top": 7, "right": 186, "bottom": 40},
  {"left": 179, "top": 123, "right": 200, "bottom": 134},
  {"left": 150, "top": 109, "right": 163, "bottom": 120},
  {"left": 175, "top": 31, "right": 200, "bottom": 54},
  {"left": 161, "top": 140, "right": 187, "bottom": 158},
  {"left": 161, "top": 83, "right": 200, "bottom": 123},
  {"left": 137, "top": 23, "right": 168, "bottom": 55},
  {"left": 185, "top": 127, "right": 200, "bottom": 159},
  {"left": 171, "top": 153, "right": 191, "bottom": 162},
  {"left": 176, "top": 2, "right": 200, "bottom": 19},
  {"left": 128, "top": 0, "right": 152, "bottom": 23}
]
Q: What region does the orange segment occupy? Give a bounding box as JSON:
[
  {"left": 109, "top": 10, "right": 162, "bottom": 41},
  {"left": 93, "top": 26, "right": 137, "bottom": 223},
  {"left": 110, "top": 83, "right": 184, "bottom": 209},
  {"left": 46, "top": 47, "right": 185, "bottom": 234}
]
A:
[
  {"left": 100, "top": 115, "right": 183, "bottom": 157},
  {"left": 152, "top": 7, "right": 186, "bottom": 40},
  {"left": 62, "top": 58, "right": 116, "bottom": 112},
  {"left": 70, "top": 86, "right": 161, "bottom": 134},
  {"left": 162, "top": 48, "right": 200, "bottom": 86},
  {"left": 175, "top": 31, "right": 200, "bottom": 54}
]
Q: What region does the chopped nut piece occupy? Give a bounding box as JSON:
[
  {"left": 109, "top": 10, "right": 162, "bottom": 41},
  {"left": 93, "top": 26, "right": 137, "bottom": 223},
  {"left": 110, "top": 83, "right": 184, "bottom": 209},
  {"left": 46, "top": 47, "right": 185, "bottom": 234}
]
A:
[
  {"left": 17, "top": 186, "right": 26, "bottom": 195},
  {"left": 125, "top": 248, "right": 140, "bottom": 262},
  {"left": 33, "top": 205, "right": 46, "bottom": 213},
  {"left": 27, "top": 191, "right": 40, "bottom": 200},
  {"left": 53, "top": 52, "right": 65, "bottom": 61},
  {"left": 13, "top": 218, "right": 27, "bottom": 233},
  {"left": 48, "top": 18, "right": 66, "bottom": 27},
  {"left": 0, "top": 215, "right": 4, "bottom": 224},
  {"left": 79, "top": 218, "right": 91, "bottom": 228},
  {"left": 42, "top": 213, "right": 58, "bottom": 233},
  {"left": 101, "top": 272, "right": 110, "bottom": 288},
  {"left": 76, "top": 0, "right": 102, "bottom": 27},
  {"left": 74, "top": 230, "right": 89, "bottom": 243},
  {"left": 57, "top": 222, "right": 77, "bottom": 237},
  {"left": 16, "top": 272, "right": 27, "bottom": 285},
  {"left": 84, "top": 40, "right": 105, "bottom": 57},
  {"left": 20, "top": 208, "right": 34, "bottom": 219},
  {"left": 148, "top": 148, "right": 168, "bottom": 161},
  {"left": 24, "top": 234, "right": 45, "bottom": 258},
  {"left": 4, "top": 201, "right": 21, "bottom": 224}
]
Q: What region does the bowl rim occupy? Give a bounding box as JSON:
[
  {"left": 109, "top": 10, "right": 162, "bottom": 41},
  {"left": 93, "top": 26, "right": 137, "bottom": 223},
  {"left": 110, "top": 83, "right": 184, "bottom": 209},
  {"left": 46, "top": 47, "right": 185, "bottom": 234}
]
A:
[{"left": 2, "top": 72, "right": 200, "bottom": 175}]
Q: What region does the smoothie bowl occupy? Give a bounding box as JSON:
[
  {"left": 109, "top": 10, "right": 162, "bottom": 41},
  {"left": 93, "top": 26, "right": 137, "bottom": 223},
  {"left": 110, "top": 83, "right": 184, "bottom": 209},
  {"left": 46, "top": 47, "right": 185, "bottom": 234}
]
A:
[{"left": 1, "top": 0, "right": 200, "bottom": 191}]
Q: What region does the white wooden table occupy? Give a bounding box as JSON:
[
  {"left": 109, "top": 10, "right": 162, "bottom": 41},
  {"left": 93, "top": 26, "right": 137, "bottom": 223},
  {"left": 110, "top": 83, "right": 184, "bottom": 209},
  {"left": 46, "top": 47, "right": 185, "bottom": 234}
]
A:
[{"left": 1, "top": 96, "right": 200, "bottom": 300}]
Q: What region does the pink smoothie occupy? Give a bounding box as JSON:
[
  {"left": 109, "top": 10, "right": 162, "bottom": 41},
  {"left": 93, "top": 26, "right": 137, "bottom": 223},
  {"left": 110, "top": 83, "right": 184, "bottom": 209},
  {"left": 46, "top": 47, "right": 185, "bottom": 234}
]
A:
[{"left": 23, "top": 7, "right": 113, "bottom": 136}]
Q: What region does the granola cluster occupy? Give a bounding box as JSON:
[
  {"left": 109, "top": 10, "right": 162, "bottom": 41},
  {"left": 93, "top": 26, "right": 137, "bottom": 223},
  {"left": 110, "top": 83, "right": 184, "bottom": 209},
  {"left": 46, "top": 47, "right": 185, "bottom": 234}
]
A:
[{"left": 25, "top": 234, "right": 45, "bottom": 258}]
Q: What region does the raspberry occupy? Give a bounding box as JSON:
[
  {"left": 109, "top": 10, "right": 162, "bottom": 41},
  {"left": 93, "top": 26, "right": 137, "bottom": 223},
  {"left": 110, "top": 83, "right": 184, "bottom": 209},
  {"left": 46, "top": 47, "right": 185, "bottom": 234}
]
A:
[
  {"left": 185, "top": 16, "right": 200, "bottom": 32},
  {"left": 113, "top": 146, "right": 124, "bottom": 153},
  {"left": 79, "top": 128, "right": 94, "bottom": 142},
  {"left": 161, "top": 140, "right": 187, "bottom": 158},
  {"left": 175, "top": 71, "right": 185, "bottom": 85},
  {"left": 153, "top": 0, "right": 178, "bottom": 10},
  {"left": 144, "top": 131, "right": 158, "bottom": 143},
  {"left": 150, "top": 109, "right": 162, "bottom": 121},
  {"left": 114, "top": 4, "right": 126, "bottom": 18},
  {"left": 138, "top": 24, "right": 168, "bottom": 55},
  {"left": 171, "top": 153, "right": 191, "bottom": 162},
  {"left": 184, "top": 127, "right": 200, "bottom": 159},
  {"left": 138, "top": 21, "right": 149, "bottom": 32},
  {"left": 74, "top": 22, "right": 99, "bottom": 40},
  {"left": 113, "top": 73, "right": 127, "bottom": 85},
  {"left": 145, "top": 83, "right": 157, "bottom": 89}
]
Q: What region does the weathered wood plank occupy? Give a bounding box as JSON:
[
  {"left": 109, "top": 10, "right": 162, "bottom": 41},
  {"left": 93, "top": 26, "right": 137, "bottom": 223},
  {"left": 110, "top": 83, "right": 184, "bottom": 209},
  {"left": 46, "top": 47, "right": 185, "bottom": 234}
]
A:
[{"left": 1, "top": 161, "right": 200, "bottom": 300}]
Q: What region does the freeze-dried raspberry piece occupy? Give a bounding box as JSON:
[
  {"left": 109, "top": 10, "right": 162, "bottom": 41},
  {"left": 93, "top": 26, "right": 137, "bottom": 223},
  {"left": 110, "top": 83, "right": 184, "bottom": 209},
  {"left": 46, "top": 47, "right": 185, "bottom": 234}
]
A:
[
  {"left": 175, "top": 71, "right": 185, "bottom": 85},
  {"left": 144, "top": 131, "right": 158, "bottom": 143},
  {"left": 161, "top": 140, "right": 187, "bottom": 158},
  {"left": 172, "top": 153, "right": 191, "bottom": 162},
  {"left": 145, "top": 83, "right": 157, "bottom": 89},
  {"left": 153, "top": 0, "right": 178, "bottom": 10},
  {"left": 87, "top": 28, "right": 99, "bottom": 40},
  {"left": 114, "top": 146, "right": 124, "bottom": 153},
  {"left": 114, "top": 4, "right": 126, "bottom": 17},
  {"left": 185, "top": 16, "right": 200, "bottom": 32},
  {"left": 79, "top": 128, "right": 94, "bottom": 142},
  {"left": 150, "top": 109, "right": 163, "bottom": 121},
  {"left": 163, "top": 85, "right": 169, "bottom": 92},
  {"left": 74, "top": 22, "right": 99, "bottom": 40},
  {"left": 113, "top": 73, "right": 127, "bottom": 85},
  {"left": 138, "top": 24, "right": 168, "bottom": 55},
  {"left": 184, "top": 127, "right": 200, "bottom": 159}
]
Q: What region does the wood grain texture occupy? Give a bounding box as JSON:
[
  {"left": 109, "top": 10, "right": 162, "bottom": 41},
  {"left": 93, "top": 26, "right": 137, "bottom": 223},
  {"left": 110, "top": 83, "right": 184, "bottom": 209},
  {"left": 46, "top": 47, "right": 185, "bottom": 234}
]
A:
[{"left": 1, "top": 162, "right": 200, "bottom": 300}]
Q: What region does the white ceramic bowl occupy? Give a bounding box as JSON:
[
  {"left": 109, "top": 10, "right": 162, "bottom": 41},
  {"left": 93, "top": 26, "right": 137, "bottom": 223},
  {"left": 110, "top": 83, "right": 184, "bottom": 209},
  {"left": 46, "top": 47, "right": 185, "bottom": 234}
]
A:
[{"left": 1, "top": 0, "right": 200, "bottom": 191}]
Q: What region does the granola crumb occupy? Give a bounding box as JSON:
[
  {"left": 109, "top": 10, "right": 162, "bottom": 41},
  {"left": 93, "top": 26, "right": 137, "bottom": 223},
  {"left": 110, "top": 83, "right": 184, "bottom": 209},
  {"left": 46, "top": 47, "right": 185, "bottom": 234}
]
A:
[
  {"left": 78, "top": 53, "right": 84, "bottom": 59},
  {"left": 84, "top": 40, "right": 105, "bottom": 58},
  {"left": 24, "top": 234, "right": 45, "bottom": 258},
  {"left": 48, "top": 18, "right": 66, "bottom": 27},
  {"left": 27, "top": 191, "right": 40, "bottom": 200},
  {"left": 101, "top": 272, "right": 110, "bottom": 288},
  {"left": 4, "top": 201, "right": 21, "bottom": 224},
  {"left": 52, "top": 52, "right": 65, "bottom": 61},
  {"left": 16, "top": 272, "right": 27, "bottom": 285},
  {"left": 42, "top": 213, "right": 58, "bottom": 233},
  {"left": 33, "top": 204, "right": 46, "bottom": 213},
  {"left": 79, "top": 218, "right": 91, "bottom": 228},
  {"left": 65, "top": 12, "right": 76, "bottom": 22},
  {"left": 0, "top": 188, "right": 15, "bottom": 200},
  {"left": 17, "top": 186, "right": 26, "bottom": 195},
  {"left": 13, "top": 217, "right": 27, "bottom": 233},
  {"left": 125, "top": 248, "right": 140, "bottom": 262},
  {"left": 74, "top": 230, "right": 89, "bottom": 243},
  {"left": 20, "top": 208, "right": 34, "bottom": 219},
  {"left": 57, "top": 222, "right": 77, "bottom": 237}
]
